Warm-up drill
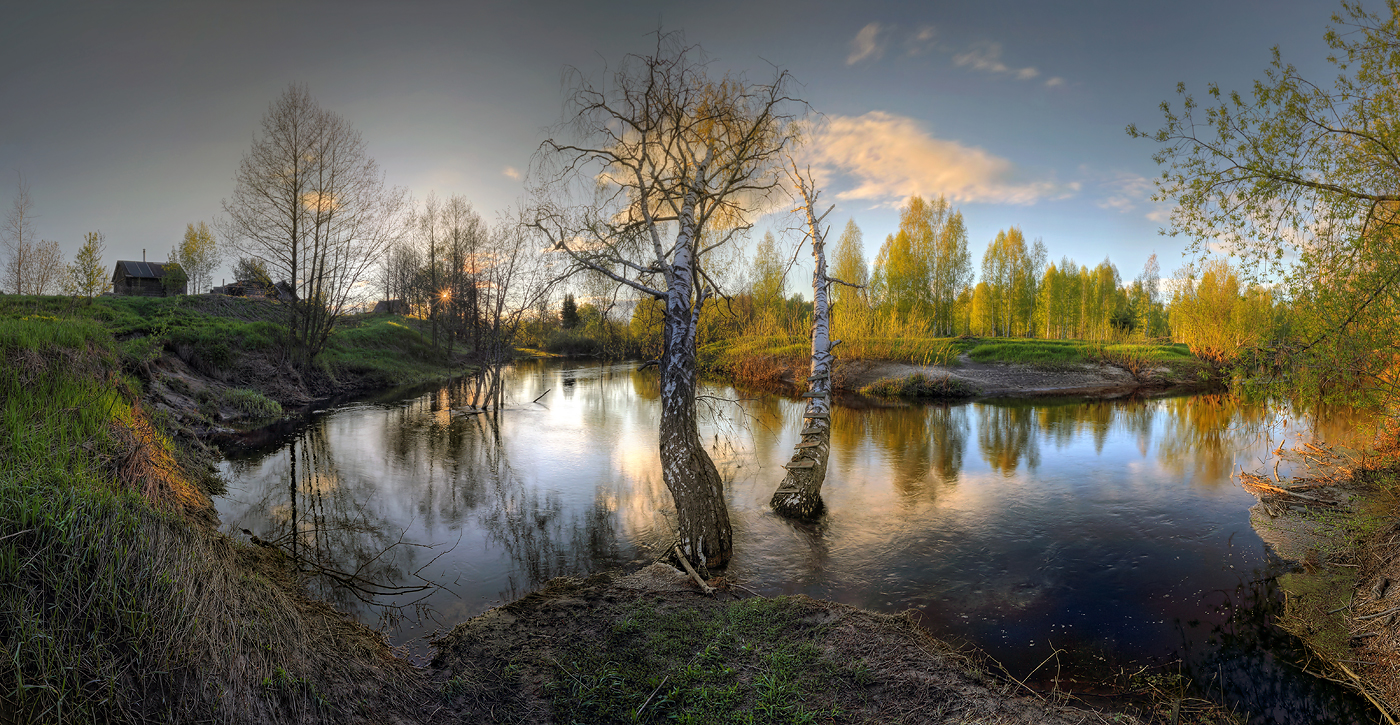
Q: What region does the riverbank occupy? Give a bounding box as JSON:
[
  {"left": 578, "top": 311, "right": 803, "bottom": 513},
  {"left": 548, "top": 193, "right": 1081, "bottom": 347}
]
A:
[
  {"left": 1244, "top": 435, "right": 1400, "bottom": 721},
  {"left": 1, "top": 302, "right": 1231, "bottom": 723},
  {"left": 699, "top": 335, "right": 1210, "bottom": 400}
]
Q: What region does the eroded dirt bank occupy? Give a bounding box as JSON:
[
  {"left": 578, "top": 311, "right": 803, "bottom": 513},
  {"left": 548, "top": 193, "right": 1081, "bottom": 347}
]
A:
[{"left": 1244, "top": 442, "right": 1400, "bottom": 721}]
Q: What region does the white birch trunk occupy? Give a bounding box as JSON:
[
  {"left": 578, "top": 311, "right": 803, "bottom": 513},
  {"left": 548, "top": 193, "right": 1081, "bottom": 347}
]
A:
[
  {"left": 659, "top": 182, "right": 731, "bottom": 568},
  {"left": 771, "top": 181, "right": 835, "bottom": 518}
]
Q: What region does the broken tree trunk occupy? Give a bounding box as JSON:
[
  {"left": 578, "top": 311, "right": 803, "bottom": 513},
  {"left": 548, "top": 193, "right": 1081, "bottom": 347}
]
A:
[{"left": 771, "top": 173, "right": 835, "bottom": 519}]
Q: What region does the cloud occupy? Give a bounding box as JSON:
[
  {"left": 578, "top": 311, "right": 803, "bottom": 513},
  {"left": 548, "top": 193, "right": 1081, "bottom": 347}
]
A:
[
  {"left": 952, "top": 42, "right": 1042, "bottom": 81},
  {"left": 1096, "top": 172, "right": 1172, "bottom": 222},
  {"left": 502, "top": 166, "right": 522, "bottom": 180},
  {"left": 807, "top": 111, "right": 1077, "bottom": 206},
  {"left": 847, "top": 23, "right": 885, "bottom": 65},
  {"left": 1045, "top": 76, "right": 1065, "bottom": 88},
  {"left": 904, "top": 25, "right": 938, "bottom": 55}
]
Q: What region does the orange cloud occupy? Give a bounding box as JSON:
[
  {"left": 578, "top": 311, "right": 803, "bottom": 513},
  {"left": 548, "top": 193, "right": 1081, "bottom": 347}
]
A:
[{"left": 807, "top": 112, "right": 1077, "bottom": 206}]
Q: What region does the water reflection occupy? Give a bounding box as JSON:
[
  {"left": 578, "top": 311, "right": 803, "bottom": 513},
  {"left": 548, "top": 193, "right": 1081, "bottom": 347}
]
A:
[{"left": 217, "top": 360, "right": 1374, "bottom": 723}]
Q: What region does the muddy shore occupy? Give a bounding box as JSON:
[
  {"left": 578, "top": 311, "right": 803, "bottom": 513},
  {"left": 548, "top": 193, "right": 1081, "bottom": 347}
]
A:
[{"left": 833, "top": 353, "right": 1204, "bottom": 400}]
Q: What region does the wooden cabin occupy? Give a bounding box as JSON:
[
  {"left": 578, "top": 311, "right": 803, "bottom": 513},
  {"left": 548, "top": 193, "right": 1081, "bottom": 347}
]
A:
[{"left": 112, "top": 260, "right": 184, "bottom": 296}]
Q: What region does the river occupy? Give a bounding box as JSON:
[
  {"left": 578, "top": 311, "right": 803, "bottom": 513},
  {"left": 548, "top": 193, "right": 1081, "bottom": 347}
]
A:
[{"left": 215, "top": 358, "right": 1376, "bottom": 723}]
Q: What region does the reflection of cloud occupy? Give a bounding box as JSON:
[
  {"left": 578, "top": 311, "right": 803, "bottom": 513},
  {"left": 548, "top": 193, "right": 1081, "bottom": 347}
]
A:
[
  {"left": 808, "top": 112, "right": 1078, "bottom": 206},
  {"left": 847, "top": 22, "right": 886, "bottom": 65}
]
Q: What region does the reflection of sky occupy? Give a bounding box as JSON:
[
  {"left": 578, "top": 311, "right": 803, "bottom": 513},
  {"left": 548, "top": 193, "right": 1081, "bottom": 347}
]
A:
[{"left": 216, "top": 361, "right": 1372, "bottom": 719}]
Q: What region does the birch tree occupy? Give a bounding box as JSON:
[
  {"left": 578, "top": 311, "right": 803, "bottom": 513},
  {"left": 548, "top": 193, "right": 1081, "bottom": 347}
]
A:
[
  {"left": 2, "top": 175, "right": 36, "bottom": 295},
  {"left": 223, "top": 84, "right": 407, "bottom": 365},
  {"left": 529, "top": 35, "right": 802, "bottom": 568},
  {"left": 771, "top": 168, "right": 839, "bottom": 518}
]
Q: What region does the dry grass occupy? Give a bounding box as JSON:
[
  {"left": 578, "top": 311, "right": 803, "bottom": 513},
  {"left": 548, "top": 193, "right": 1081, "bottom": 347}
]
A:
[{"left": 0, "top": 312, "right": 431, "bottom": 724}]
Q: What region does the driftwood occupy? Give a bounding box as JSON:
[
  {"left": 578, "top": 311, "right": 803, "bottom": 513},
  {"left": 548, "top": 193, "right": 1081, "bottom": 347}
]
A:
[{"left": 674, "top": 545, "right": 715, "bottom": 595}]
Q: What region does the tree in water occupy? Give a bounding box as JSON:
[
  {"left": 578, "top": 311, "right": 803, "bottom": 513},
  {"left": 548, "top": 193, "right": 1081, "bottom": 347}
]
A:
[
  {"left": 771, "top": 167, "right": 843, "bottom": 519},
  {"left": 529, "top": 34, "right": 803, "bottom": 568}
]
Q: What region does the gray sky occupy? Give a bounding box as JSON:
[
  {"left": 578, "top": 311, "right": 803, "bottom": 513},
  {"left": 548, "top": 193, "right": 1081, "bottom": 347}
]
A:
[{"left": 0, "top": 0, "right": 1341, "bottom": 288}]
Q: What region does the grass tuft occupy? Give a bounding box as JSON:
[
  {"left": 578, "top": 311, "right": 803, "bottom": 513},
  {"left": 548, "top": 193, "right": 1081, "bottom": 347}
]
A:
[{"left": 859, "top": 372, "right": 980, "bottom": 400}]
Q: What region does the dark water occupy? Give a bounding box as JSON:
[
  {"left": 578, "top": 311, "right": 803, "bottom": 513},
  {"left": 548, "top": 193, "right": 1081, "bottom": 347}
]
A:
[{"left": 216, "top": 359, "right": 1378, "bottom": 723}]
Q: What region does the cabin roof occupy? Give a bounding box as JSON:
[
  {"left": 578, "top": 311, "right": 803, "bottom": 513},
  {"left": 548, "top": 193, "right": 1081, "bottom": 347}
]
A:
[{"left": 113, "top": 260, "right": 171, "bottom": 279}]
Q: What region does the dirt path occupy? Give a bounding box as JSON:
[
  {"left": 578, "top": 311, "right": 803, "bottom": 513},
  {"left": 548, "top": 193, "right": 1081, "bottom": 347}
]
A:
[{"left": 838, "top": 353, "right": 1152, "bottom": 399}]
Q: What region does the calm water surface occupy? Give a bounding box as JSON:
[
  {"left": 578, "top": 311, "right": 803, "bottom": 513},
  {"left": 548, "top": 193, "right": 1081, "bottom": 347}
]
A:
[{"left": 216, "top": 359, "right": 1376, "bottom": 723}]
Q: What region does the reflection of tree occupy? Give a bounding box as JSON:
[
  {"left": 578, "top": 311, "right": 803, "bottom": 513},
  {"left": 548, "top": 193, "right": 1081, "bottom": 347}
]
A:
[
  {"left": 469, "top": 414, "right": 629, "bottom": 601},
  {"left": 1156, "top": 394, "right": 1271, "bottom": 483},
  {"left": 976, "top": 402, "right": 1039, "bottom": 475},
  {"left": 631, "top": 366, "right": 660, "bottom": 401},
  {"left": 232, "top": 424, "right": 416, "bottom": 619},
  {"left": 928, "top": 405, "right": 968, "bottom": 483}
]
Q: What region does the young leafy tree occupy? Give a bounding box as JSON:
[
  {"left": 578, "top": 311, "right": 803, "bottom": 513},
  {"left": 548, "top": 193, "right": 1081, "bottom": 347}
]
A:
[
  {"left": 931, "top": 210, "right": 972, "bottom": 335},
  {"left": 64, "top": 231, "right": 107, "bottom": 299},
  {"left": 750, "top": 231, "right": 786, "bottom": 328},
  {"left": 830, "top": 219, "right": 871, "bottom": 336},
  {"left": 29, "top": 240, "right": 63, "bottom": 295},
  {"left": 1130, "top": 2, "right": 1400, "bottom": 388},
  {"left": 2, "top": 174, "right": 37, "bottom": 295},
  {"left": 529, "top": 35, "right": 801, "bottom": 568},
  {"left": 1169, "top": 259, "right": 1273, "bottom": 364},
  {"left": 161, "top": 248, "right": 188, "bottom": 296},
  {"left": 178, "top": 222, "right": 220, "bottom": 294}
]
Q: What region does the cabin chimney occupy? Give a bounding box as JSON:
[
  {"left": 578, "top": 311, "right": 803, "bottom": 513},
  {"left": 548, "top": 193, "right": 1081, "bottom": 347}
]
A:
[{"left": 142, "top": 249, "right": 146, "bottom": 262}]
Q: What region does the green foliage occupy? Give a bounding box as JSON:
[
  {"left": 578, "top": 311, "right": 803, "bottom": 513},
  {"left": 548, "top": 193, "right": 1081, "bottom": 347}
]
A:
[
  {"left": 64, "top": 231, "right": 108, "bottom": 299},
  {"left": 1168, "top": 258, "right": 1275, "bottom": 365},
  {"left": 1131, "top": 2, "right": 1400, "bottom": 400},
  {"left": 561, "top": 293, "right": 580, "bottom": 329},
  {"left": 178, "top": 221, "right": 220, "bottom": 294},
  {"left": 859, "top": 373, "right": 979, "bottom": 400},
  {"left": 750, "top": 231, "right": 787, "bottom": 326},
  {"left": 160, "top": 259, "right": 188, "bottom": 296},
  {"left": 829, "top": 219, "right": 872, "bottom": 337}
]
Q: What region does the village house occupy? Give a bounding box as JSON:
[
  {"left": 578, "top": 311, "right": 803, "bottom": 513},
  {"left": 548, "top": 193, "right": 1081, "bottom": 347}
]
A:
[{"left": 111, "top": 260, "right": 184, "bottom": 296}]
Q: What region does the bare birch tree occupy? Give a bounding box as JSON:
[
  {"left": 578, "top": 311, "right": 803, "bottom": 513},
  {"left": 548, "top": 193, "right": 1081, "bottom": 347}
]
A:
[
  {"left": 223, "top": 84, "right": 407, "bottom": 364},
  {"left": 2, "top": 175, "right": 37, "bottom": 295},
  {"left": 528, "top": 35, "right": 802, "bottom": 568},
  {"left": 771, "top": 167, "right": 838, "bottom": 519}
]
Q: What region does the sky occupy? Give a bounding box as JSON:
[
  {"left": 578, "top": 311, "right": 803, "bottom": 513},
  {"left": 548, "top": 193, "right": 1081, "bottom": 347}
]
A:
[{"left": 0, "top": 0, "right": 1345, "bottom": 293}]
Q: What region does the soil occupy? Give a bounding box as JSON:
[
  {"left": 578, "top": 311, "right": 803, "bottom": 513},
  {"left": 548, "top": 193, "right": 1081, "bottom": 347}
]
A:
[
  {"left": 835, "top": 354, "right": 1187, "bottom": 400},
  {"left": 426, "top": 565, "right": 1142, "bottom": 724}
]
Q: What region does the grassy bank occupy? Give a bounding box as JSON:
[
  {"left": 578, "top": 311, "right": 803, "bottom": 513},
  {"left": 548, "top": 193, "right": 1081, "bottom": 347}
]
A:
[
  {"left": 0, "top": 294, "right": 475, "bottom": 410},
  {"left": 0, "top": 311, "right": 427, "bottom": 723}
]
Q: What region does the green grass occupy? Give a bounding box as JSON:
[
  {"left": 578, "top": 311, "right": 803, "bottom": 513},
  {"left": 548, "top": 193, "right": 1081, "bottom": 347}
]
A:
[
  {"left": 964, "top": 338, "right": 1195, "bottom": 367},
  {"left": 319, "top": 314, "right": 468, "bottom": 388},
  {"left": 545, "top": 596, "right": 854, "bottom": 725}
]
